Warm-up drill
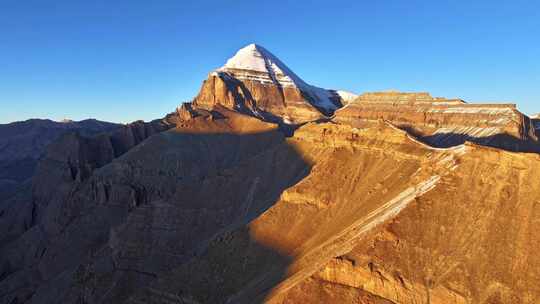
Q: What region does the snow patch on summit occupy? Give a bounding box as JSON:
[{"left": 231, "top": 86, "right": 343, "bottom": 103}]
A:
[
  {"left": 217, "top": 44, "right": 339, "bottom": 110},
  {"left": 220, "top": 44, "right": 298, "bottom": 80}
]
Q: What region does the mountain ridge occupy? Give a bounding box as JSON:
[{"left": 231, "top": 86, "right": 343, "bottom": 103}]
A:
[
  {"left": 0, "top": 118, "right": 122, "bottom": 201},
  {"left": 1, "top": 44, "right": 539, "bottom": 304}
]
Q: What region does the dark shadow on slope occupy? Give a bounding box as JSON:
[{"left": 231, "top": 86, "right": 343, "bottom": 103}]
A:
[
  {"left": 399, "top": 125, "right": 540, "bottom": 153},
  {"left": 126, "top": 226, "right": 294, "bottom": 304},
  {"left": 0, "top": 118, "right": 173, "bottom": 252},
  {"left": 422, "top": 133, "right": 540, "bottom": 153},
  {"left": 533, "top": 118, "right": 540, "bottom": 135},
  {"left": 299, "top": 90, "right": 336, "bottom": 117},
  {"left": 217, "top": 72, "right": 291, "bottom": 129},
  {"left": 211, "top": 72, "right": 333, "bottom": 136},
  {"left": 262, "top": 55, "right": 287, "bottom": 105},
  {"left": 0, "top": 119, "right": 121, "bottom": 205},
  {"left": 1, "top": 113, "right": 311, "bottom": 304},
  {"left": 99, "top": 126, "right": 312, "bottom": 304},
  {"left": 0, "top": 121, "right": 175, "bottom": 303}
]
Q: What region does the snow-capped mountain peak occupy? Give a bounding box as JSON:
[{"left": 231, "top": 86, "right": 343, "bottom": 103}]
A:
[
  {"left": 218, "top": 43, "right": 306, "bottom": 88},
  {"left": 216, "top": 43, "right": 339, "bottom": 110}
]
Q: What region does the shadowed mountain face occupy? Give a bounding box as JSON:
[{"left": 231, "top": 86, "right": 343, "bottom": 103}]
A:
[
  {"left": 0, "top": 108, "right": 310, "bottom": 303},
  {"left": 0, "top": 119, "right": 121, "bottom": 201},
  {"left": 532, "top": 116, "right": 540, "bottom": 132},
  {"left": 1, "top": 45, "right": 540, "bottom": 304},
  {"left": 0, "top": 118, "right": 174, "bottom": 275}
]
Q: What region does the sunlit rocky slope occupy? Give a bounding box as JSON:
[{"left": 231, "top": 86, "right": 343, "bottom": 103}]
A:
[{"left": 1, "top": 44, "right": 538, "bottom": 304}]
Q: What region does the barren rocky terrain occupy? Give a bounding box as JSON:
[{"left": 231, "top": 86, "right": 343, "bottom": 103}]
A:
[
  {"left": 1, "top": 44, "right": 538, "bottom": 304},
  {"left": 0, "top": 119, "right": 121, "bottom": 201}
]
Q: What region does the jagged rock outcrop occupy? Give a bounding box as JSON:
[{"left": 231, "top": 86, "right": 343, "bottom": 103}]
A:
[
  {"left": 0, "top": 118, "right": 174, "bottom": 303},
  {"left": 32, "top": 118, "right": 174, "bottom": 222},
  {"left": 0, "top": 119, "right": 120, "bottom": 201},
  {"left": 334, "top": 91, "right": 539, "bottom": 151},
  {"left": 189, "top": 44, "right": 351, "bottom": 124}
]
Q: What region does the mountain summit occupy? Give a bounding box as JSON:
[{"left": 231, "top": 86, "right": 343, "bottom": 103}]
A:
[
  {"left": 217, "top": 44, "right": 304, "bottom": 87},
  {"left": 185, "top": 44, "right": 354, "bottom": 124},
  {"left": 216, "top": 44, "right": 338, "bottom": 110}
]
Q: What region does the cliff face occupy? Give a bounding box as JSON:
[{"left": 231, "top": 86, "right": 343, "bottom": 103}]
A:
[
  {"left": 0, "top": 119, "right": 120, "bottom": 164},
  {"left": 188, "top": 44, "right": 347, "bottom": 124},
  {"left": 0, "top": 118, "right": 174, "bottom": 291},
  {"left": 334, "top": 92, "right": 538, "bottom": 151},
  {"left": 191, "top": 72, "right": 335, "bottom": 124},
  {"left": 31, "top": 118, "right": 174, "bottom": 222},
  {"left": 0, "top": 119, "right": 121, "bottom": 201}
]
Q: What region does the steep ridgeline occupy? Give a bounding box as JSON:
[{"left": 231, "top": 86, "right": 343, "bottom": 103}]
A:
[
  {"left": 181, "top": 44, "right": 356, "bottom": 124},
  {"left": 334, "top": 91, "right": 539, "bottom": 152}
]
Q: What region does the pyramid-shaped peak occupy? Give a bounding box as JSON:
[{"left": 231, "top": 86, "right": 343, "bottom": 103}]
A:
[
  {"left": 206, "top": 43, "right": 341, "bottom": 113},
  {"left": 218, "top": 43, "right": 307, "bottom": 87}
]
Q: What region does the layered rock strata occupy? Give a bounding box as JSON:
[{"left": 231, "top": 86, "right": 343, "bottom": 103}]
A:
[
  {"left": 187, "top": 44, "right": 352, "bottom": 124},
  {"left": 334, "top": 91, "right": 538, "bottom": 151}
]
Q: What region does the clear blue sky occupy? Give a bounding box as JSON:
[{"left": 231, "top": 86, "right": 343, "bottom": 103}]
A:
[{"left": 1, "top": 0, "right": 539, "bottom": 123}]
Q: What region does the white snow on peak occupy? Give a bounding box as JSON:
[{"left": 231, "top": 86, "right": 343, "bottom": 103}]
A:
[
  {"left": 219, "top": 44, "right": 306, "bottom": 87},
  {"left": 217, "top": 44, "right": 338, "bottom": 110}
]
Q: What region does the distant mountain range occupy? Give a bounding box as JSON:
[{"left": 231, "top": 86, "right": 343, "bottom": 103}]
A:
[
  {"left": 0, "top": 119, "right": 121, "bottom": 200},
  {"left": 1, "top": 44, "right": 539, "bottom": 304}
]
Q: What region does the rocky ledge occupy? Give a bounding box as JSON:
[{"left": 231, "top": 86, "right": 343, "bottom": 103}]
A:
[{"left": 334, "top": 91, "right": 538, "bottom": 151}]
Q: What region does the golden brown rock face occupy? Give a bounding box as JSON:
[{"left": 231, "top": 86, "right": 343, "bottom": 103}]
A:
[
  {"left": 278, "top": 136, "right": 540, "bottom": 304},
  {"left": 335, "top": 91, "right": 538, "bottom": 151},
  {"left": 188, "top": 44, "right": 343, "bottom": 124},
  {"left": 115, "top": 120, "right": 540, "bottom": 304},
  {"left": 191, "top": 72, "right": 333, "bottom": 124}
]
